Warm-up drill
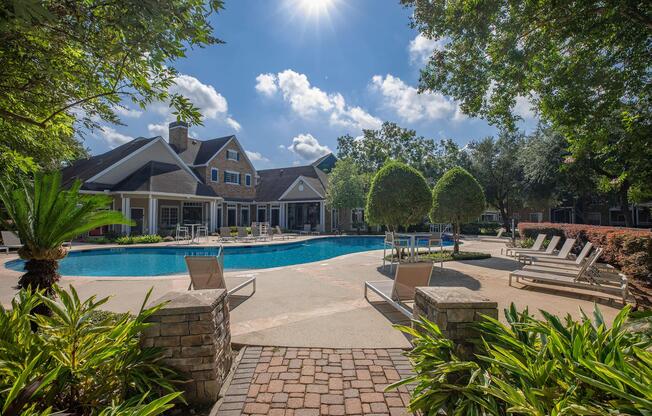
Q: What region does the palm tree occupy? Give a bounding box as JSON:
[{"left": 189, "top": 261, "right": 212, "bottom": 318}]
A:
[{"left": 0, "top": 171, "right": 131, "bottom": 296}]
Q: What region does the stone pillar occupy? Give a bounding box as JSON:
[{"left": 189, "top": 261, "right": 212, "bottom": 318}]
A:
[
  {"left": 413, "top": 287, "right": 498, "bottom": 350},
  {"left": 319, "top": 201, "right": 325, "bottom": 233},
  {"left": 121, "top": 197, "right": 131, "bottom": 235},
  {"left": 209, "top": 200, "right": 217, "bottom": 232},
  {"left": 141, "top": 289, "right": 233, "bottom": 405}
]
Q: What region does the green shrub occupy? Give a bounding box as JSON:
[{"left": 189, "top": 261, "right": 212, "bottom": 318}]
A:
[
  {"left": 115, "top": 235, "right": 163, "bottom": 245},
  {"left": 366, "top": 161, "right": 432, "bottom": 231},
  {"left": 431, "top": 167, "right": 486, "bottom": 252},
  {"left": 460, "top": 221, "right": 502, "bottom": 235},
  {"left": 392, "top": 304, "right": 652, "bottom": 415},
  {"left": 0, "top": 286, "right": 180, "bottom": 415}
]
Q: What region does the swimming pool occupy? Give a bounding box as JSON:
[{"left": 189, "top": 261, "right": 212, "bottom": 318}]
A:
[{"left": 4, "top": 236, "right": 454, "bottom": 277}]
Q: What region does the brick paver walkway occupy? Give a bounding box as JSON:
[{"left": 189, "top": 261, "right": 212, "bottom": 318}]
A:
[{"left": 217, "top": 346, "right": 414, "bottom": 415}]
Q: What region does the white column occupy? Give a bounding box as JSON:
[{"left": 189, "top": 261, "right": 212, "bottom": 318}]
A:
[
  {"left": 209, "top": 201, "right": 217, "bottom": 232},
  {"left": 121, "top": 197, "right": 131, "bottom": 236},
  {"left": 319, "top": 201, "right": 325, "bottom": 232},
  {"left": 148, "top": 198, "right": 158, "bottom": 235},
  {"left": 280, "top": 203, "right": 286, "bottom": 228}
]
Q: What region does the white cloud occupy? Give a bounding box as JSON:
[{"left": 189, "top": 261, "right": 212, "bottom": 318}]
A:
[
  {"left": 98, "top": 126, "right": 134, "bottom": 147},
  {"left": 113, "top": 105, "right": 142, "bottom": 118},
  {"left": 147, "top": 121, "right": 170, "bottom": 139},
  {"left": 286, "top": 133, "right": 331, "bottom": 160},
  {"left": 255, "top": 69, "right": 382, "bottom": 131},
  {"left": 408, "top": 33, "right": 447, "bottom": 65},
  {"left": 150, "top": 73, "right": 240, "bottom": 132},
  {"left": 371, "top": 74, "right": 456, "bottom": 122},
  {"left": 255, "top": 73, "right": 278, "bottom": 96},
  {"left": 245, "top": 150, "right": 269, "bottom": 162},
  {"left": 513, "top": 95, "right": 536, "bottom": 119}
]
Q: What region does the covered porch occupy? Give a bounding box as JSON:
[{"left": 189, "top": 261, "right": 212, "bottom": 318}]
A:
[{"left": 112, "top": 193, "right": 222, "bottom": 236}]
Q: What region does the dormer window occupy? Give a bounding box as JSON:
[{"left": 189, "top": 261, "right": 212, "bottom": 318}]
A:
[
  {"left": 226, "top": 150, "right": 239, "bottom": 161},
  {"left": 211, "top": 168, "right": 218, "bottom": 182}
]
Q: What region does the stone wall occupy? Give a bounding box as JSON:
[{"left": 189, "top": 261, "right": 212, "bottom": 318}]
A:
[
  {"left": 413, "top": 287, "right": 498, "bottom": 347},
  {"left": 141, "top": 289, "right": 233, "bottom": 404}
]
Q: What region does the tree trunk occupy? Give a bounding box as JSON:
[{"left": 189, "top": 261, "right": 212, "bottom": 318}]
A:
[
  {"left": 497, "top": 199, "right": 510, "bottom": 232},
  {"left": 19, "top": 259, "right": 60, "bottom": 316},
  {"left": 453, "top": 221, "right": 460, "bottom": 254},
  {"left": 619, "top": 182, "right": 633, "bottom": 228}
]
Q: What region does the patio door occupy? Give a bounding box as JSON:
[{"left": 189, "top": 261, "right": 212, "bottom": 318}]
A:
[
  {"left": 227, "top": 206, "right": 237, "bottom": 226},
  {"left": 257, "top": 206, "right": 266, "bottom": 222},
  {"left": 183, "top": 202, "right": 203, "bottom": 225},
  {"left": 130, "top": 208, "right": 144, "bottom": 235},
  {"left": 270, "top": 207, "right": 280, "bottom": 227}
]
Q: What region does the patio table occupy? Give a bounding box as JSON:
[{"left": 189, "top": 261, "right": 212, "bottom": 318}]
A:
[
  {"left": 395, "top": 232, "right": 444, "bottom": 265},
  {"left": 186, "top": 223, "right": 202, "bottom": 243}
]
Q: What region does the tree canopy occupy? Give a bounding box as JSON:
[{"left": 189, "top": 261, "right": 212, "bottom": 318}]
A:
[
  {"left": 326, "top": 159, "right": 369, "bottom": 210},
  {"left": 466, "top": 132, "right": 525, "bottom": 231},
  {"left": 431, "top": 167, "right": 485, "bottom": 252},
  {"left": 337, "top": 121, "right": 468, "bottom": 183},
  {"left": 0, "top": 0, "right": 223, "bottom": 178},
  {"left": 365, "top": 161, "right": 432, "bottom": 231}
]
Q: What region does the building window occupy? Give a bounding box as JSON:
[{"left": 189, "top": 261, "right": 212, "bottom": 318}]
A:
[
  {"left": 161, "top": 206, "right": 179, "bottom": 227},
  {"left": 224, "top": 171, "right": 240, "bottom": 185},
  {"left": 529, "top": 212, "right": 543, "bottom": 223},
  {"left": 351, "top": 209, "right": 364, "bottom": 224},
  {"left": 241, "top": 206, "right": 250, "bottom": 226},
  {"left": 245, "top": 174, "right": 252, "bottom": 187},
  {"left": 226, "top": 149, "right": 239, "bottom": 161},
  {"left": 211, "top": 168, "right": 218, "bottom": 182}
]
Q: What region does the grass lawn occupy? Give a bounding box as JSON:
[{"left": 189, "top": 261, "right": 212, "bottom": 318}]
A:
[{"left": 385, "top": 250, "right": 491, "bottom": 262}]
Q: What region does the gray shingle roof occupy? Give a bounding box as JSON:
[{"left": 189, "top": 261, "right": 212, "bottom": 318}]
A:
[
  {"left": 255, "top": 165, "right": 327, "bottom": 202},
  {"left": 111, "top": 161, "right": 218, "bottom": 197},
  {"left": 61, "top": 137, "right": 156, "bottom": 186},
  {"left": 174, "top": 136, "right": 233, "bottom": 165}
]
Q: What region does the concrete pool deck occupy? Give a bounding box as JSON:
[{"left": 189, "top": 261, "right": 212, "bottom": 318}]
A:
[{"left": 0, "top": 238, "right": 624, "bottom": 348}]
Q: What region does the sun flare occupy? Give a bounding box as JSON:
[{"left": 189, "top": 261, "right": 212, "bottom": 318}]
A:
[{"left": 283, "top": 0, "right": 341, "bottom": 26}]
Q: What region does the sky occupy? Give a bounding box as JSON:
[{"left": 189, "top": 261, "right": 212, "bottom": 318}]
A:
[{"left": 83, "top": 0, "right": 536, "bottom": 169}]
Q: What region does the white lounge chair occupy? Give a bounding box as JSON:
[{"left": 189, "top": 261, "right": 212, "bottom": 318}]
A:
[
  {"left": 236, "top": 227, "right": 254, "bottom": 242},
  {"left": 275, "top": 226, "right": 297, "bottom": 240},
  {"left": 532, "top": 242, "right": 593, "bottom": 267},
  {"left": 517, "top": 238, "right": 575, "bottom": 264},
  {"left": 185, "top": 249, "right": 255, "bottom": 297},
  {"left": 220, "top": 227, "right": 235, "bottom": 242},
  {"left": 1, "top": 231, "right": 22, "bottom": 254},
  {"left": 509, "top": 249, "right": 628, "bottom": 302},
  {"left": 509, "top": 235, "right": 560, "bottom": 258},
  {"left": 504, "top": 233, "right": 546, "bottom": 256},
  {"left": 365, "top": 261, "right": 434, "bottom": 317},
  {"left": 251, "top": 225, "right": 269, "bottom": 241}
]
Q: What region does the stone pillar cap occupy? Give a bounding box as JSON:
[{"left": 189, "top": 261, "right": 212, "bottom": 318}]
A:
[
  {"left": 148, "top": 289, "right": 227, "bottom": 315},
  {"left": 415, "top": 287, "right": 498, "bottom": 308}
]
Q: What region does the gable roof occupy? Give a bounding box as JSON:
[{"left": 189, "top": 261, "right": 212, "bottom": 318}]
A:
[
  {"left": 174, "top": 135, "right": 233, "bottom": 165},
  {"left": 111, "top": 161, "right": 218, "bottom": 197},
  {"left": 256, "top": 165, "right": 328, "bottom": 202},
  {"left": 61, "top": 137, "right": 156, "bottom": 186},
  {"left": 311, "top": 153, "right": 337, "bottom": 172}
]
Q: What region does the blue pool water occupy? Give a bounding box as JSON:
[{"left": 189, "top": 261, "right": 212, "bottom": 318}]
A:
[{"left": 5, "top": 236, "right": 454, "bottom": 277}]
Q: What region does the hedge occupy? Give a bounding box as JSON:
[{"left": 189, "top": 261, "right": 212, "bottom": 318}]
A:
[{"left": 517, "top": 222, "right": 652, "bottom": 285}]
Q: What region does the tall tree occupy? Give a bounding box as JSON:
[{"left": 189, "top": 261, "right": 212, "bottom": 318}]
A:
[
  {"left": 0, "top": 0, "right": 223, "bottom": 178},
  {"left": 326, "top": 159, "right": 369, "bottom": 211},
  {"left": 467, "top": 132, "right": 525, "bottom": 231},
  {"left": 337, "top": 121, "right": 468, "bottom": 183},
  {"left": 403, "top": 0, "right": 652, "bottom": 226}
]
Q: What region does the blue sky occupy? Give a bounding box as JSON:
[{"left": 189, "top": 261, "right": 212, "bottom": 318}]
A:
[{"left": 84, "top": 0, "right": 535, "bottom": 168}]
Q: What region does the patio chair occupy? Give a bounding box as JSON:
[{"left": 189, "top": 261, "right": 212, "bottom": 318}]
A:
[
  {"left": 195, "top": 223, "right": 209, "bottom": 242},
  {"left": 504, "top": 233, "right": 545, "bottom": 256},
  {"left": 524, "top": 246, "right": 603, "bottom": 274},
  {"left": 382, "top": 232, "right": 410, "bottom": 272},
  {"left": 251, "top": 225, "right": 269, "bottom": 241},
  {"left": 185, "top": 250, "right": 255, "bottom": 297},
  {"left": 1, "top": 231, "right": 22, "bottom": 254},
  {"left": 531, "top": 242, "right": 593, "bottom": 267},
  {"left": 236, "top": 227, "right": 254, "bottom": 242},
  {"left": 365, "top": 261, "right": 434, "bottom": 317},
  {"left": 175, "top": 224, "right": 190, "bottom": 244},
  {"left": 220, "top": 227, "right": 235, "bottom": 242},
  {"left": 509, "top": 249, "right": 628, "bottom": 302},
  {"left": 517, "top": 238, "right": 576, "bottom": 265},
  {"left": 275, "top": 226, "right": 297, "bottom": 240},
  {"left": 508, "top": 235, "right": 560, "bottom": 258}
]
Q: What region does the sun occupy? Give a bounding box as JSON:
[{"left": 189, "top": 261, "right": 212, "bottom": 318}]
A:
[{"left": 282, "top": 0, "right": 342, "bottom": 25}]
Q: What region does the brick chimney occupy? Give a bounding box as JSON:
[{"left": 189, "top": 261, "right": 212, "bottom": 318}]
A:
[{"left": 168, "top": 121, "right": 189, "bottom": 152}]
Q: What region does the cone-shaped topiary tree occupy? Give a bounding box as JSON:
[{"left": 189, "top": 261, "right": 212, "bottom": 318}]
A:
[
  {"left": 431, "top": 167, "right": 486, "bottom": 253},
  {"left": 366, "top": 161, "right": 432, "bottom": 231}
]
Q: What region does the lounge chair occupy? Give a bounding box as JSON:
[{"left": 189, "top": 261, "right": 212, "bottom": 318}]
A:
[
  {"left": 219, "top": 227, "right": 235, "bottom": 242},
  {"left": 504, "top": 233, "right": 545, "bottom": 256},
  {"left": 532, "top": 242, "right": 593, "bottom": 267},
  {"left": 509, "top": 249, "right": 628, "bottom": 302},
  {"left": 508, "top": 235, "right": 560, "bottom": 258},
  {"left": 364, "top": 261, "right": 434, "bottom": 317},
  {"left": 236, "top": 227, "right": 254, "bottom": 242},
  {"left": 517, "top": 238, "right": 576, "bottom": 264},
  {"left": 185, "top": 250, "right": 255, "bottom": 297},
  {"left": 275, "top": 226, "right": 297, "bottom": 240},
  {"left": 251, "top": 225, "right": 269, "bottom": 241},
  {"left": 1, "top": 231, "right": 22, "bottom": 254}
]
